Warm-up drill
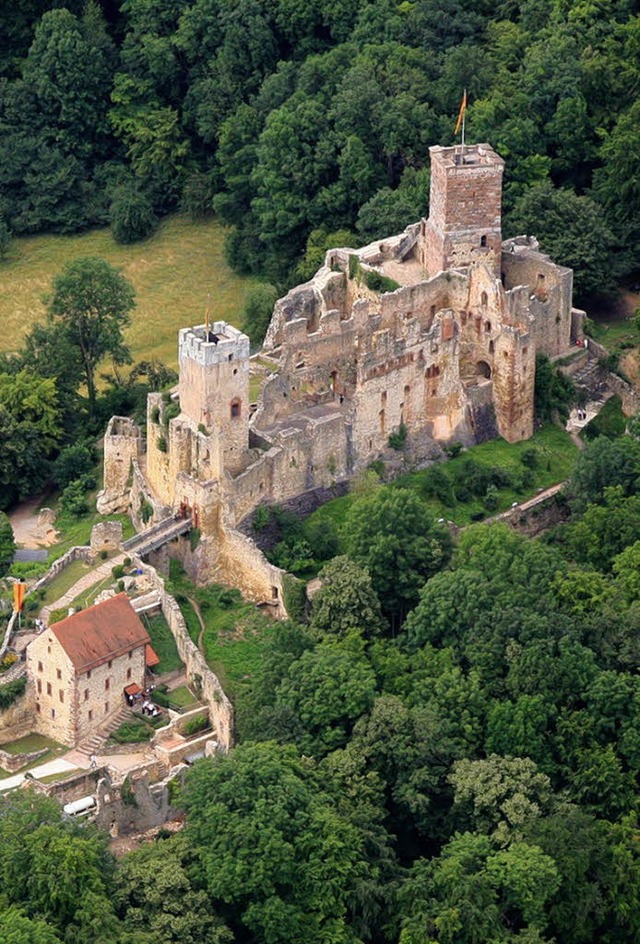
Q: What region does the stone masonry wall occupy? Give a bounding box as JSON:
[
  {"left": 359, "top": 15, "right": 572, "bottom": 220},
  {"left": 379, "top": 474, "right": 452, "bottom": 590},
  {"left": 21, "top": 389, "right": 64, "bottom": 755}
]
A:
[{"left": 136, "top": 561, "right": 234, "bottom": 751}]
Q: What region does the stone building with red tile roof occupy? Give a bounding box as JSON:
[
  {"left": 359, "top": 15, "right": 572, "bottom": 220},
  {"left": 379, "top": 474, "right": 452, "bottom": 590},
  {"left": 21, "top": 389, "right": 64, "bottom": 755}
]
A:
[{"left": 27, "top": 594, "right": 158, "bottom": 746}]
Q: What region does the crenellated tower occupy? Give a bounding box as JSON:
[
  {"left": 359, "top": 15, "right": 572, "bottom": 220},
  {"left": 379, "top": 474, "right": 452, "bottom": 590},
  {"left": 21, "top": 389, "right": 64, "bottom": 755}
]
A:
[{"left": 422, "top": 143, "right": 504, "bottom": 278}]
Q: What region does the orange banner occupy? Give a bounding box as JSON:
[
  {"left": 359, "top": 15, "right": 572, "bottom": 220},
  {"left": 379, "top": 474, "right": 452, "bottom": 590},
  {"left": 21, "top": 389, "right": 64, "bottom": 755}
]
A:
[{"left": 13, "top": 582, "right": 25, "bottom": 613}]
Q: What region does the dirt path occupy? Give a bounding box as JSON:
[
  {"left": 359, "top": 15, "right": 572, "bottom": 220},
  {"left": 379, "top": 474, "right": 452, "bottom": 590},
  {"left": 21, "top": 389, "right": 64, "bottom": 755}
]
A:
[
  {"left": 187, "top": 596, "right": 207, "bottom": 655},
  {"left": 8, "top": 494, "right": 59, "bottom": 549}
]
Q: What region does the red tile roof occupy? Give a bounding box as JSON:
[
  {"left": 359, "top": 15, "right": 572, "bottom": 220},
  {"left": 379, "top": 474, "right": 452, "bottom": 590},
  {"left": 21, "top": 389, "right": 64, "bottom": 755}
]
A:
[
  {"left": 50, "top": 593, "right": 150, "bottom": 674},
  {"left": 145, "top": 644, "right": 160, "bottom": 667}
]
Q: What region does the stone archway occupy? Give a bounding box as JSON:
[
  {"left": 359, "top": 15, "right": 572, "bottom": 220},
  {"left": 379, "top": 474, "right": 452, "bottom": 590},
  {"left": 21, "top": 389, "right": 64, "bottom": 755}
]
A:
[{"left": 476, "top": 360, "right": 492, "bottom": 379}]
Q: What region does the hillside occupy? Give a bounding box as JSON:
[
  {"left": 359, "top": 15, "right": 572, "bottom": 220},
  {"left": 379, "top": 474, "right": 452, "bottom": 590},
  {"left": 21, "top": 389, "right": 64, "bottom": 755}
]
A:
[{"left": 0, "top": 215, "right": 258, "bottom": 367}]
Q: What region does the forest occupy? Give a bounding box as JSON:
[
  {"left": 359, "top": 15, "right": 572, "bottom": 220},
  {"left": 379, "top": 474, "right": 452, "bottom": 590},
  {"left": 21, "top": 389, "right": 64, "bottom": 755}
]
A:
[
  {"left": 1, "top": 0, "right": 639, "bottom": 296},
  {"left": 4, "top": 432, "right": 640, "bottom": 943}
]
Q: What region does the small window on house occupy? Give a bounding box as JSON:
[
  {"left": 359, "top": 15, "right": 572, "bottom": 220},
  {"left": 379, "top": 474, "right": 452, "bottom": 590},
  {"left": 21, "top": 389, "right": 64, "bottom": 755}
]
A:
[
  {"left": 480, "top": 235, "right": 487, "bottom": 247},
  {"left": 233, "top": 367, "right": 238, "bottom": 375},
  {"left": 108, "top": 660, "right": 112, "bottom": 669},
  {"left": 485, "top": 321, "right": 491, "bottom": 333},
  {"left": 228, "top": 354, "right": 233, "bottom": 362},
  {"left": 38, "top": 661, "right": 43, "bottom": 673},
  {"left": 84, "top": 689, "right": 89, "bottom": 701},
  {"left": 230, "top": 399, "right": 241, "bottom": 419},
  {"left": 481, "top": 291, "right": 488, "bottom": 307},
  {"left": 51, "top": 709, "right": 56, "bottom": 719},
  {"left": 56, "top": 668, "right": 61, "bottom": 680},
  {"left": 381, "top": 391, "right": 387, "bottom": 406},
  {"left": 105, "top": 678, "right": 110, "bottom": 691},
  {"left": 37, "top": 680, "right": 42, "bottom": 694},
  {"left": 47, "top": 645, "right": 51, "bottom": 654},
  {"left": 489, "top": 340, "right": 495, "bottom": 355},
  {"left": 128, "top": 650, "right": 132, "bottom": 660},
  {"left": 88, "top": 709, "right": 93, "bottom": 721},
  {"left": 87, "top": 670, "right": 92, "bottom": 679},
  {"left": 126, "top": 668, "right": 132, "bottom": 680},
  {"left": 59, "top": 690, "right": 64, "bottom": 703},
  {"left": 46, "top": 682, "right": 52, "bottom": 696},
  {"left": 105, "top": 702, "right": 109, "bottom": 714}
]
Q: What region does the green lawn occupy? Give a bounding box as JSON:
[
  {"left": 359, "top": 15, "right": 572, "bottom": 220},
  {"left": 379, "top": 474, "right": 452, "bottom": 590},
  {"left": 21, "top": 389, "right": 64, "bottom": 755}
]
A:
[
  {"left": 306, "top": 424, "right": 580, "bottom": 540},
  {"left": 0, "top": 214, "right": 261, "bottom": 368},
  {"left": 179, "top": 598, "right": 202, "bottom": 644},
  {"left": 0, "top": 733, "right": 68, "bottom": 778},
  {"left": 582, "top": 395, "right": 626, "bottom": 440},
  {"left": 168, "top": 565, "right": 275, "bottom": 700},
  {"left": 141, "top": 611, "right": 183, "bottom": 674},
  {"left": 166, "top": 684, "right": 199, "bottom": 708},
  {"left": 38, "top": 558, "right": 93, "bottom": 607},
  {"left": 588, "top": 315, "right": 640, "bottom": 352}
]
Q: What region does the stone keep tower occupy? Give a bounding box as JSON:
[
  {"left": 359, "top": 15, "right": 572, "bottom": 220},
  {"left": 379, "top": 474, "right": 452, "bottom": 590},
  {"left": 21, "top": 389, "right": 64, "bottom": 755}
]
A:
[
  {"left": 178, "top": 322, "right": 250, "bottom": 477},
  {"left": 423, "top": 143, "right": 505, "bottom": 278}
]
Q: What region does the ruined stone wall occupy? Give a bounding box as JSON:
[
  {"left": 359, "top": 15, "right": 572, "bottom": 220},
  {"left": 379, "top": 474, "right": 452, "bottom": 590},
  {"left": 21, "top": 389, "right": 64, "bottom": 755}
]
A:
[
  {"left": 97, "top": 417, "right": 141, "bottom": 515},
  {"left": 216, "top": 528, "right": 286, "bottom": 617},
  {"left": 501, "top": 248, "right": 573, "bottom": 357},
  {"left": 129, "top": 458, "right": 170, "bottom": 532},
  {"left": 136, "top": 563, "right": 234, "bottom": 750},
  {"left": 90, "top": 521, "right": 123, "bottom": 553},
  {"left": 492, "top": 327, "right": 535, "bottom": 442},
  {"left": 0, "top": 687, "right": 35, "bottom": 742}
]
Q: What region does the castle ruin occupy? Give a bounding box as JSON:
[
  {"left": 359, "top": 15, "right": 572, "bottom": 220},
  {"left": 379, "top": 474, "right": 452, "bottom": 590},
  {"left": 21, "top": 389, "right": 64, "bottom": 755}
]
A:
[{"left": 98, "top": 143, "right": 582, "bottom": 610}]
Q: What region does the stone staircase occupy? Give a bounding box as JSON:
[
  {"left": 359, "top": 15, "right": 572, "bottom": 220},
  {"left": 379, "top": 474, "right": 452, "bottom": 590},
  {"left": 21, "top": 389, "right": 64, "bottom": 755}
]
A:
[
  {"left": 1, "top": 659, "right": 27, "bottom": 684},
  {"left": 571, "top": 353, "right": 604, "bottom": 394},
  {"left": 74, "top": 705, "right": 134, "bottom": 760},
  {"left": 121, "top": 515, "right": 192, "bottom": 559}
]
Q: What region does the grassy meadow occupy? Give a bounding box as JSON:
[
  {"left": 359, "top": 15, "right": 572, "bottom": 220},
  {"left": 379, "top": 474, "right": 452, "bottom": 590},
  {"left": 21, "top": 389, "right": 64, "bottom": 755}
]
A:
[{"left": 0, "top": 215, "right": 261, "bottom": 368}]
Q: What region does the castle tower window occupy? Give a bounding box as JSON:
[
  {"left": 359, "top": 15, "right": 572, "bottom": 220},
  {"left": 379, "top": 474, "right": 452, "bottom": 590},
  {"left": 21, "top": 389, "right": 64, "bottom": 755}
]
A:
[
  {"left": 88, "top": 709, "right": 93, "bottom": 721},
  {"left": 381, "top": 391, "right": 387, "bottom": 406},
  {"left": 51, "top": 709, "right": 56, "bottom": 719},
  {"left": 272, "top": 586, "right": 279, "bottom": 600},
  {"left": 47, "top": 682, "right": 52, "bottom": 695},
  {"left": 480, "top": 235, "right": 487, "bottom": 247},
  {"left": 105, "top": 702, "right": 109, "bottom": 714},
  {"left": 230, "top": 399, "right": 241, "bottom": 419},
  {"left": 485, "top": 321, "right": 491, "bottom": 332},
  {"left": 489, "top": 340, "right": 495, "bottom": 355},
  {"left": 430, "top": 305, "right": 436, "bottom": 317},
  {"left": 481, "top": 291, "right": 488, "bottom": 307},
  {"left": 404, "top": 384, "right": 411, "bottom": 395},
  {"left": 228, "top": 354, "right": 233, "bottom": 362},
  {"left": 379, "top": 409, "right": 386, "bottom": 434},
  {"left": 476, "top": 361, "right": 492, "bottom": 379}
]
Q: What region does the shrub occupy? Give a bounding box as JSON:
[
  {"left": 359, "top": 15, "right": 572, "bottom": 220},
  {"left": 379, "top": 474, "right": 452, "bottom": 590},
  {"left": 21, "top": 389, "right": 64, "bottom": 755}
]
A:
[
  {"left": 0, "top": 676, "right": 26, "bottom": 710},
  {"left": 348, "top": 254, "right": 361, "bottom": 280},
  {"left": 189, "top": 527, "right": 201, "bottom": 552},
  {"left": 388, "top": 423, "right": 408, "bottom": 451},
  {"left": 60, "top": 479, "right": 89, "bottom": 518},
  {"left": 163, "top": 400, "right": 180, "bottom": 426},
  {"left": 157, "top": 435, "right": 168, "bottom": 453},
  {"left": 53, "top": 442, "right": 95, "bottom": 490},
  {"left": 111, "top": 721, "right": 153, "bottom": 743},
  {"left": 1, "top": 653, "right": 18, "bottom": 670},
  {"left": 123, "top": 557, "right": 131, "bottom": 567},
  {"left": 242, "top": 284, "right": 279, "bottom": 345},
  {"left": 10, "top": 561, "right": 48, "bottom": 580},
  {"left": 180, "top": 171, "right": 215, "bottom": 219},
  {"left": 99, "top": 549, "right": 108, "bottom": 560},
  {"left": 183, "top": 714, "right": 209, "bottom": 737},
  {"left": 443, "top": 441, "right": 463, "bottom": 458},
  {"left": 110, "top": 184, "right": 157, "bottom": 244},
  {"left": 253, "top": 505, "right": 270, "bottom": 531},
  {"left": 112, "top": 564, "right": 125, "bottom": 579},
  {"left": 282, "top": 573, "right": 307, "bottom": 622},
  {"left": 363, "top": 270, "right": 401, "bottom": 293},
  {"left": 140, "top": 499, "right": 153, "bottom": 524},
  {"left": 151, "top": 405, "right": 160, "bottom": 424},
  {"left": 521, "top": 447, "right": 539, "bottom": 469},
  {"left": 483, "top": 484, "right": 500, "bottom": 511}
]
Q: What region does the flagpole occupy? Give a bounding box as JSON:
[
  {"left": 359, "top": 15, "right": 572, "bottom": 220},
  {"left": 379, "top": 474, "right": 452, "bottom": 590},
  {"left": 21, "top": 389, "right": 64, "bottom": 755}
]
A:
[{"left": 461, "top": 87, "right": 466, "bottom": 149}]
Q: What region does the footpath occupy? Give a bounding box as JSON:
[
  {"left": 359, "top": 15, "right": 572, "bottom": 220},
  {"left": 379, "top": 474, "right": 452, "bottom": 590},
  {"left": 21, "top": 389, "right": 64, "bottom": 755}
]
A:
[{"left": 39, "top": 553, "right": 126, "bottom": 626}]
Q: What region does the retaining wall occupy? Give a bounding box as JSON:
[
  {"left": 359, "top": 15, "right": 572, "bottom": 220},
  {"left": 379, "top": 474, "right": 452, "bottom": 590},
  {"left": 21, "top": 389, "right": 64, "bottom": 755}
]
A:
[{"left": 136, "top": 560, "right": 234, "bottom": 751}]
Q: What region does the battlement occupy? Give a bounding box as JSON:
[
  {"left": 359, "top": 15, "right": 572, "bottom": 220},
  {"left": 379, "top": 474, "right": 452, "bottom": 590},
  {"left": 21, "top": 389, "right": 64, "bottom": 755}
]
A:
[
  {"left": 179, "top": 322, "right": 250, "bottom": 367},
  {"left": 428, "top": 143, "right": 505, "bottom": 172}
]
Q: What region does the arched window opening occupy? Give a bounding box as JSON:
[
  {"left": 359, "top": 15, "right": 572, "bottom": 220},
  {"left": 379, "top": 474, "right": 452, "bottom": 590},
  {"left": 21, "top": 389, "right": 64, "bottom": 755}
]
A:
[
  {"left": 480, "top": 235, "right": 487, "bottom": 248},
  {"left": 230, "top": 398, "right": 241, "bottom": 419},
  {"left": 481, "top": 291, "right": 488, "bottom": 307}
]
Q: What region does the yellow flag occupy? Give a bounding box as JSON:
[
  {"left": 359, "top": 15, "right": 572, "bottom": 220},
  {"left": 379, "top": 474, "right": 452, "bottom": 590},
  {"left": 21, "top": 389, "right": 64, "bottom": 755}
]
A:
[{"left": 454, "top": 90, "right": 467, "bottom": 135}]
